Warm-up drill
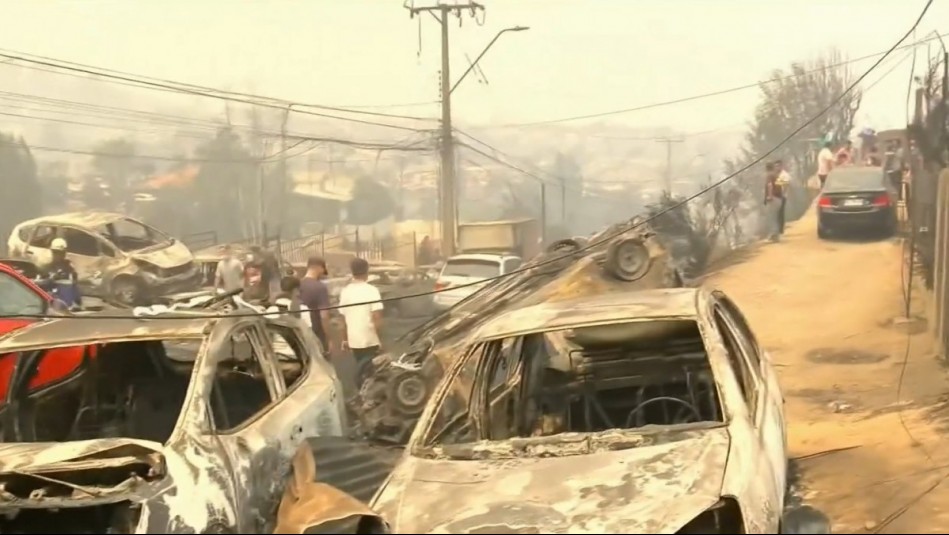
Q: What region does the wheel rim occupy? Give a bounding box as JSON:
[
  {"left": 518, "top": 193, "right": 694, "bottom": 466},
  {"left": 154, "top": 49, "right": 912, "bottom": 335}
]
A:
[{"left": 394, "top": 375, "right": 427, "bottom": 410}]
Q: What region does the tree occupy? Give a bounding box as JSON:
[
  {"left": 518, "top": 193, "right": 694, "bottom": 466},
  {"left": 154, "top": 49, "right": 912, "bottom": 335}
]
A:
[
  {"left": 0, "top": 134, "right": 42, "bottom": 249},
  {"left": 91, "top": 137, "right": 138, "bottom": 210},
  {"left": 347, "top": 176, "right": 397, "bottom": 225},
  {"left": 724, "top": 49, "right": 862, "bottom": 238},
  {"left": 192, "top": 127, "right": 257, "bottom": 242}
]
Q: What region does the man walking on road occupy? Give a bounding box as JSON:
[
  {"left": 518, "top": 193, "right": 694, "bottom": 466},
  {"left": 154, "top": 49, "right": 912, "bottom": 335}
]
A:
[
  {"left": 817, "top": 141, "right": 834, "bottom": 188},
  {"left": 299, "top": 256, "right": 331, "bottom": 352},
  {"left": 774, "top": 160, "right": 791, "bottom": 236},
  {"left": 339, "top": 257, "right": 383, "bottom": 390},
  {"left": 764, "top": 162, "right": 783, "bottom": 242}
]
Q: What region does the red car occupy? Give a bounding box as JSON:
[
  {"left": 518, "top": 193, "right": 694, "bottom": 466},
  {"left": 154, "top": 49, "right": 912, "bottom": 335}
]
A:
[{"left": 0, "top": 261, "right": 94, "bottom": 401}]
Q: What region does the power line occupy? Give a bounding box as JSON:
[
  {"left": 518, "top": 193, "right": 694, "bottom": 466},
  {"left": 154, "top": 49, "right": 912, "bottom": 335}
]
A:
[
  {"left": 0, "top": 0, "right": 931, "bottom": 323},
  {"left": 483, "top": 30, "right": 949, "bottom": 128},
  {"left": 0, "top": 47, "right": 438, "bottom": 123},
  {"left": 0, "top": 50, "right": 435, "bottom": 132},
  {"left": 0, "top": 138, "right": 315, "bottom": 163}
]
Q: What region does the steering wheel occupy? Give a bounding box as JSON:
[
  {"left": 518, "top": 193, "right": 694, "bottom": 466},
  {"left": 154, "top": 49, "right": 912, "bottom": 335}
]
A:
[{"left": 625, "top": 396, "right": 702, "bottom": 427}]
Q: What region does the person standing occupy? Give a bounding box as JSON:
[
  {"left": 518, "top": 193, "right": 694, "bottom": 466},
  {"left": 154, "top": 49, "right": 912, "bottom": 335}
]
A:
[
  {"left": 44, "top": 238, "right": 83, "bottom": 310},
  {"left": 763, "top": 163, "right": 781, "bottom": 242},
  {"left": 213, "top": 244, "right": 244, "bottom": 293},
  {"left": 774, "top": 160, "right": 791, "bottom": 236},
  {"left": 338, "top": 257, "right": 383, "bottom": 390},
  {"left": 299, "top": 256, "right": 332, "bottom": 352},
  {"left": 817, "top": 141, "right": 834, "bottom": 188},
  {"left": 834, "top": 140, "right": 854, "bottom": 166}
]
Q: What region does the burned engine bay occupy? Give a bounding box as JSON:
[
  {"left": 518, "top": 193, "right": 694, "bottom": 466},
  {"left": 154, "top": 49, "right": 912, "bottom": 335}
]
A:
[{"left": 352, "top": 216, "right": 689, "bottom": 445}]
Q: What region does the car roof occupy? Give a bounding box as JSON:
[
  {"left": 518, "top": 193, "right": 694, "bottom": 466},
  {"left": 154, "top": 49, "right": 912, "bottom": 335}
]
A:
[
  {"left": 473, "top": 288, "right": 702, "bottom": 341},
  {"left": 0, "top": 312, "right": 213, "bottom": 353},
  {"left": 15, "top": 211, "right": 127, "bottom": 230},
  {"left": 446, "top": 253, "right": 519, "bottom": 262}
]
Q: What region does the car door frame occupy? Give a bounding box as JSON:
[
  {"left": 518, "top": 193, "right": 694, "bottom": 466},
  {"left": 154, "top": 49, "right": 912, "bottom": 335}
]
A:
[
  {"left": 57, "top": 226, "right": 113, "bottom": 292},
  {"left": 471, "top": 336, "right": 526, "bottom": 440},
  {"left": 22, "top": 224, "right": 56, "bottom": 267},
  {"left": 705, "top": 291, "right": 783, "bottom": 531},
  {"left": 714, "top": 292, "right": 787, "bottom": 497},
  {"left": 196, "top": 317, "right": 291, "bottom": 533}
]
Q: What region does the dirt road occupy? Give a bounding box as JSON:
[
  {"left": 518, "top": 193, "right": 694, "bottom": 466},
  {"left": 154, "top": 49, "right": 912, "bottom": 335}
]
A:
[{"left": 707, "top": 207, "right": 949, "bottom": 533}]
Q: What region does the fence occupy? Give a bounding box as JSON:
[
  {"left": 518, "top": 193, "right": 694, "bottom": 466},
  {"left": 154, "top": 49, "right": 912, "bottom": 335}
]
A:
[{"left": 926, "top": 169, "right": 949, "bottom": 357}]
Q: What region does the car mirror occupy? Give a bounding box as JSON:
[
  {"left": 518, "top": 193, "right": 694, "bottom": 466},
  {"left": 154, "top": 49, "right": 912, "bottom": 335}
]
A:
[{"left": 781, "top": 506, "right": 831, "bottom": 534}]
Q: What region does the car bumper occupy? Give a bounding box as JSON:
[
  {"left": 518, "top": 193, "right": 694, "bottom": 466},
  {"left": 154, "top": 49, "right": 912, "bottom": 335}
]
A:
[
  {"left": 818, "top": 207, "right": 895, "bottom": 230},
  {"left": 432, "top": 291, "right": 472, "bottom": 311}
]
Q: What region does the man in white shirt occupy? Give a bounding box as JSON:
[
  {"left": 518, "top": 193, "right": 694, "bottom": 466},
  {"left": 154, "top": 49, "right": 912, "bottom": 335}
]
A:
[
  {"left": 338, "top": 257, "right": 383, "bottom": 389},
  {"left": 817, "top": 141, "right": 834, "bottom": 188},
  {"left": 214, "top": 245, "right": 244, "bottom": 293}
]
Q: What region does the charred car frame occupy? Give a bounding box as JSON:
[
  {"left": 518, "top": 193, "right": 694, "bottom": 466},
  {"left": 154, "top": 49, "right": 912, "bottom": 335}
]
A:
[
  {"left": 0, "top": 310, "right": 346, "bottom": 533},
  {"left": 370, "top": 288, "right": 810, "bottom": 533}
]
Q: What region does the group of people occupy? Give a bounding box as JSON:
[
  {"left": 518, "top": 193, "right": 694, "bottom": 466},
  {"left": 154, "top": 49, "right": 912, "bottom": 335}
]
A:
[
  {"left": 764, "top": 159, "right": 792, "bottom": 242},
  {"left": 214, "top": 246, "right": 384, "bottom": 389}
]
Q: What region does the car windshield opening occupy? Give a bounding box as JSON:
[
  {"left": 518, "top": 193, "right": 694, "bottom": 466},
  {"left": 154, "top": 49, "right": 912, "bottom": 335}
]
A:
[
  {"left": 97, "top": 218, "right": 169, "bottom": 252},
  {"left": 0, "top": 338, "right": 200, "bottom": 445},
  {"left": 442, "top": 259, "right": 500, "bottom": 279},
  {"left": 419, "top": 319, "right": 724, "bottom": 449},
  {"left": 0, "top": 272, "right": 46, "bottom": 316}
]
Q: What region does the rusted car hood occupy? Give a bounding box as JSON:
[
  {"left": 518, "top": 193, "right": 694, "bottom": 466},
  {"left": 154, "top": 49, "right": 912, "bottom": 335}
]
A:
[
  {"left": 131, "top": 239, "right": 194, "bottom": 269},
  {"left": 374, "top": 428, "right": 729, "bottom": 534},
  {"left": 0, "top": 438, "right": 163, "bottom": 474}
]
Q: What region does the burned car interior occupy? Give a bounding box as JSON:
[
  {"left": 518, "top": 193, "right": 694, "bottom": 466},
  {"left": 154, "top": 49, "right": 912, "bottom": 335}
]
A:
[{"left": 421, "top": 319, "right": 724, "bottom": 448}]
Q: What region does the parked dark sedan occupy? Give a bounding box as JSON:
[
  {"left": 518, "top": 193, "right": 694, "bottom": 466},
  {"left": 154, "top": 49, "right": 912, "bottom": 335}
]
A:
[{"left": 817, "top": 165, "right": 897, "bottom": 239}]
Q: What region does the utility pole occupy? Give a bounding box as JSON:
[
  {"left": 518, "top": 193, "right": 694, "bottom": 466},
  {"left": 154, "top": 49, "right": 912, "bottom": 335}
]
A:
[
  {"left": 406, "top": 1, "right": 485, "bottom": 258},
  {"left": 656, "top": 137, "right": 684, "bottom": 194}
]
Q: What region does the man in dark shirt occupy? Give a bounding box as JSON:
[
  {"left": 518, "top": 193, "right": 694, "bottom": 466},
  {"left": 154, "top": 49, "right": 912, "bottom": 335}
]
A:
[{"left": 299, "top": 256, "right": 332, "bottom": 352}]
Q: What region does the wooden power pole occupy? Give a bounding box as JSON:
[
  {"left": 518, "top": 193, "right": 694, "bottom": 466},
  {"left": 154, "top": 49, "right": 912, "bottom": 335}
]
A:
[
  {"left": 406, "top": 1, "right": 484, "bottom": 257},
  {"left": 656, "top": 137, "right": 684, "bottom": 194}
]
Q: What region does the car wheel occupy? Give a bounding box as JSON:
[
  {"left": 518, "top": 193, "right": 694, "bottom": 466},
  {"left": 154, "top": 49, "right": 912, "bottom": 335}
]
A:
[
  {"left": 817, "top": 224, "right": 830, "bottom": 240},
  {"left": 111, "top": 276, "right": 144, "bottom": 307},
  {"left": 604, "top": 238, "right": 652, "bottom": 282},
  {"left": 387, "top": 370, "right": 430, "bottom": 416}
]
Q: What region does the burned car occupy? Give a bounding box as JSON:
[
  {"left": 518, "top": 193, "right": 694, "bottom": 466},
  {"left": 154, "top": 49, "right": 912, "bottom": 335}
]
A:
[
  {"left": 7, "top": 212, "right": 201, "bottom": 306},
  {"left": 370, "top": 288, "right": 798, "bottom": 533},
  {"left": 0, "top": 310, "right": 346, "bottom": 533},
  {"left": 354, "top": 216, "right": 685, "bottom": 444}
]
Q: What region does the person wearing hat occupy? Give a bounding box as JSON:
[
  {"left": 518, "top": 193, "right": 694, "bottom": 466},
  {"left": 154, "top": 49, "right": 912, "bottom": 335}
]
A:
[{"left": 44, "top": 238, "right": 82, "bottom": 310}]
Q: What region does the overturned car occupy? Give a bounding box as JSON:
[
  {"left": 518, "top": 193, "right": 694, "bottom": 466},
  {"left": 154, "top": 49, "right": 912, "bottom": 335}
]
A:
[
  {"left": 354, "top": 216, "right": 685, "bottom": 444},
  {"left": 0, "top": 310, "right": 346, "bottom": 533},
  {"left": 369, "top": 288, "right": 803, "bottom": 533}
]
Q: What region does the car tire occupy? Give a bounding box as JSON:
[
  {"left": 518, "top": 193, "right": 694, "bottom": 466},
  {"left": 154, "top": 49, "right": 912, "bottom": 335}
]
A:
[
  {"left": 604, "top": 238, "right": 652, "bottom": 282},
  {"left": 111, "top": 276, "right": 144, "bottom": 307},
  {"left": 817, "top": 224, "right": 830, "bottom": 240}
]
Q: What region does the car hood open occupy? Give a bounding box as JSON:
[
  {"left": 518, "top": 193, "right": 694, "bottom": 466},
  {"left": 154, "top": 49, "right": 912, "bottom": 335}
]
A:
[{"left": 374, "top": 428, "right": 729, "bottom": 534}]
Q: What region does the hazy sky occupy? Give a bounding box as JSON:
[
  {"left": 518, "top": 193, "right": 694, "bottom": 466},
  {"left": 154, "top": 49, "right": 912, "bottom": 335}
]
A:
[{"left": 0, "top": 0, "right": 945, "bottom": 141}]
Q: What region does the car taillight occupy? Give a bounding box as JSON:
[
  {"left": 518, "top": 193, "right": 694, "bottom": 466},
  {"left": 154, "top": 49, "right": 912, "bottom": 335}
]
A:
[
  {"left": 434, "top": 280, "right": 451, "bottom": 291},
  {"left": 871, "top": 193, "right": 891, "bottom": 207},
  {"left": 818, "top": 196, "right": 833, "bottom": 207}
]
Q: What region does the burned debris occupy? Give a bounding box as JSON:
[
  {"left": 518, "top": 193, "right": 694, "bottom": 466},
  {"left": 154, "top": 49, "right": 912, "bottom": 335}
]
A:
[{"left": 352, "top": 215, "right": 686, "bottom": 445}]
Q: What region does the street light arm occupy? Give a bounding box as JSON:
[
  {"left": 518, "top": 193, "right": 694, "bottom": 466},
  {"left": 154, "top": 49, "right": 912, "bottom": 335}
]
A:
[{"left": 450, "top": 26, "right": 529, "bottom": 95}]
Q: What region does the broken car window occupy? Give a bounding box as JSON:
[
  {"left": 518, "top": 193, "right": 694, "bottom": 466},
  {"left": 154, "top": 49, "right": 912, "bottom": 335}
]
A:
[
  {"left": 28, "top": 225, "right": 55, "bottom": 248},
  {"left": 713, "top": 309, "right": 759, "bottom": 414},
  {"left": 0, "top": 272, "right": 45, "bottom": 316},
  {"left": 419, "top": 320, "right": 724, "bottom": 449},
  {"left": 0, "top": 339, "right": 197, "bottom": 444},
  {"left": 61, "top": 228, "right": 101, "bottom": 257},
  {"left": 209, "top": 329, "right": 278, "bottom": 432},
  {"left": 266, "top": 325, "right": 308, "bottom": 390},
  {"left": 100, "top": 218, "right": 168, "bottom": 252}
]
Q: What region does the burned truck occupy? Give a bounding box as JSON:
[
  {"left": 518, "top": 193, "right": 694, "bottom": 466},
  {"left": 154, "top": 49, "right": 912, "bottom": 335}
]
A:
[{"left": 351, "top": 215, "right": 686, "bottom": 444}]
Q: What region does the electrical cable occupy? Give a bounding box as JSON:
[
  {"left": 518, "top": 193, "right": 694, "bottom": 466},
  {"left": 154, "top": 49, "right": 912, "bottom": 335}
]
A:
[
  {"left": 0, "top": 51, "right": 435, "bottom": 132},
  {"left": 0, "top": 47, "right": 438, "bottom": 122},
  {"left": 484, "top": 30, "right": 949, "bottom": 128},
  {"left": 0, "top": 0, "right": 931, "bottom": 322}
]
